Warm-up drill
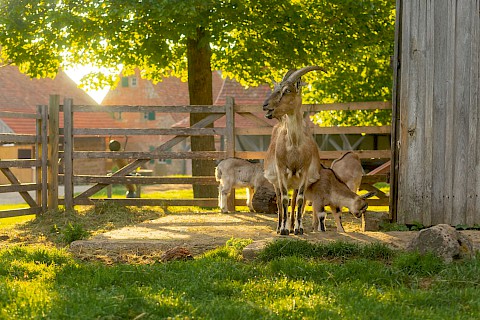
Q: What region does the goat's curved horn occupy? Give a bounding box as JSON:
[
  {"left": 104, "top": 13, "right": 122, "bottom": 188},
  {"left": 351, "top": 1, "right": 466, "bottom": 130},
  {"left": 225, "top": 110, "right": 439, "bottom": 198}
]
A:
[
  {"left": 286, "top": 66, "right": 325, "bottom": 84},
  {"left": 282, "top": 69, "right": 296, "bottom": 82},
  {"left": 360, "top": 191, "right": 377, "bottom": 199}
]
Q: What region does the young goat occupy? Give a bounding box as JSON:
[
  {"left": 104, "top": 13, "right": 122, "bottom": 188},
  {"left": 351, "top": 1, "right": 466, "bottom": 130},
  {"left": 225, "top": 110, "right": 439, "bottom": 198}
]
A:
[
  {"left": 215, "top": 158, "right": 273, "bottom": 213},
  {"left": 330, "top": 151, "right": 364, "bottom": 193},
  {"left": 263, "top": 66, "right": 324, "bottom": 235},
  {"left": 305, "top": 165, "right": 375, "bottom": 233}
]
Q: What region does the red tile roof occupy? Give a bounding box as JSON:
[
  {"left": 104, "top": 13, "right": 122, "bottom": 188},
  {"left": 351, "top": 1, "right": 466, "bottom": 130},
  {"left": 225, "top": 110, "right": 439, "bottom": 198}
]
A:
[
  {"left": 0, "top": 66, "right": 122, "bottom": 135},
  {"left": 101, "top": 69, "right": 275, "bottom": 129}
]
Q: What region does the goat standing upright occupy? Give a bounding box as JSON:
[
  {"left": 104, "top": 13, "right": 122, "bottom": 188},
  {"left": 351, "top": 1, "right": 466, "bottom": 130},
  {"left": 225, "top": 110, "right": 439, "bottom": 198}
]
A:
[
  {"left": 263, "top": 66, "right": 324, "bottom": 235},
  {"left": 215, "top": 158, "right": 273, "bottom": 213}
]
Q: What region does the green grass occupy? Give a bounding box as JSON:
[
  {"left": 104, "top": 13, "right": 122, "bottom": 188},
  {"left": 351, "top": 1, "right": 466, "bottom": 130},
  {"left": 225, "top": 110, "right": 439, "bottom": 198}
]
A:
[
  {"left": 0, "top": 214, "right": 35, "bottom": 230},
  {"left": 1, "top": 185, "right": 479, "bottom": 318},
  {"left": 0, "top": 240, "right": 479, "bottom": 319}
]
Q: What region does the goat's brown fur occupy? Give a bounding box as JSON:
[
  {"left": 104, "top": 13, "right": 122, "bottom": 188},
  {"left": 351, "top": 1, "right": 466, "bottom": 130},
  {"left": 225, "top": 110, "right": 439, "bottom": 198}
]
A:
[
  {"left": 331, "top": 151, "right": 364, "bottom": 193},
  {"left": 306, "top": 165, "right": 373, "bottom": 232},
  {"left": 263, "top": 67, "right": 324, "bottom": 235}
]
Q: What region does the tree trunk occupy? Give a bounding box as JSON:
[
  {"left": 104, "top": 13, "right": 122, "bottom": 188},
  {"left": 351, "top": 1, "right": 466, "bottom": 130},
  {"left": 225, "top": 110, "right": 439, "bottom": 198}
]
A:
[{"left": 187, "top": 28, "right": 218, "bottom": 200}]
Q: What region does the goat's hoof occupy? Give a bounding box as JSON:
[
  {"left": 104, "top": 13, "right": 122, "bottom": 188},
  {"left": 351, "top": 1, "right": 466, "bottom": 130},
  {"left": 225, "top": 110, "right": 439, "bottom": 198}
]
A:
[
  {"left": 280, "top": 229, "right": 289, "bottom": 236},
  {"left": 294, "top": 228, "right": 304, "bottom": 235}
]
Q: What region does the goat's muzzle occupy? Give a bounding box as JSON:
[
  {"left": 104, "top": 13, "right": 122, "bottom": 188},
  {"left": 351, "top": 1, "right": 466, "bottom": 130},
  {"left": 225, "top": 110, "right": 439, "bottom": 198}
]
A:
[{"left": 263, "top": 103, "right": 274, "bottom": 119}]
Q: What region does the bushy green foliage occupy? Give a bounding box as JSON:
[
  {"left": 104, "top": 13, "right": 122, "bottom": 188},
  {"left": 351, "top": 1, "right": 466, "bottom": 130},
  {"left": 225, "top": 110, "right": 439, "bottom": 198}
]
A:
[{"left": 61, "top": 222, "right": 88, "bottom": 244}]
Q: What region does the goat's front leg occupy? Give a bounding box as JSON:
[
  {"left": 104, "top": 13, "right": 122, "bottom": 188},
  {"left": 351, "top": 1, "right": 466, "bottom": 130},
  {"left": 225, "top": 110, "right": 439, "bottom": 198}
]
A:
[
  {"left": 246, "top": 187, "right": 254, "bottom": 212},
  {"left": 332, "top": 207, "right": 346, "bottom": 232},
  {"left": 275, "top": 184, "right": 290, "bottom": 235},
  {"left": 294, "top": 185, "right": 306, "bottom": 235},
  {"left": 289, "top": 189, "right": 298, "bottom": 234},
  {"left": 218, "top": 185, "right": 230, "bottom": 213}
]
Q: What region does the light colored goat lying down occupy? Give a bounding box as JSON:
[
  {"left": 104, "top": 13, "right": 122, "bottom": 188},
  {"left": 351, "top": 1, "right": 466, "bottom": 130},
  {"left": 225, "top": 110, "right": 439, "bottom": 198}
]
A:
[
  {"left": 305, "top": 165, "right": 375, "bottom": 233},
  {"left": 215, "top": 158, "right": 273, "bottom": 213}
]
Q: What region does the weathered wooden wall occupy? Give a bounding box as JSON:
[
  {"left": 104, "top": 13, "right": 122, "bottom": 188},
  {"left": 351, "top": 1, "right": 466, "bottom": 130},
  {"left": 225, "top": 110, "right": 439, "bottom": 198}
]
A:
[{"left": 394, "top": 0, "right": 480, "bottom": 226}]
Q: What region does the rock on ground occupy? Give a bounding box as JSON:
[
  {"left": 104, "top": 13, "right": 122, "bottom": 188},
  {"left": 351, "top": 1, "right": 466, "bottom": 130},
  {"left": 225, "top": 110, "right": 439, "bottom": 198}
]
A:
[
  {"left": 407, "top": 224, "right": 474, "bottom": 262},
  {"left": 252, "top": 186, "right": 277, "bottom": 214}
]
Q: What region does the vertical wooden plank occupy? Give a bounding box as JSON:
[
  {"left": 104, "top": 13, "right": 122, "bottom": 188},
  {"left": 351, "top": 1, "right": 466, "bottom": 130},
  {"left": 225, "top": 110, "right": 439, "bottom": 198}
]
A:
[
  {"left": 63, "top": 98, "right": 74, "bottom": 210},
  {"left": 225, "top": 97, "right": 235, "bottom": 158},
  {"left": 48, "top": 95, "right": 60, "bottom": 210},
  {"left": 225, "top": 96, "right": 235, "bottom": 212},
  {"left": 431, "top": 0, "right": 449, "bottom": 225},
  {"left": 475, "top": 0, "right": 480, "bottom": 226},
  {"left": 443, "top": 0, "right": 457, "bottom": 225},
  {"left": 397, "top": 0, "right": 412, "bottom": 224},
  {"left": 466, "top": 0, "right": 479, "bottom": 226},
  {"left": 422, "top": 0, "right": 435, "bottom": 226},
  {"left": 452, "top": 1, "right": 470, "bottom": 226},
  {"left": 389, "top": 0, "right": 404, "bottom": 222},
  {"left": 36, "top": 106, "right": 44, "bottom": 212},
  {"left": 41, "top": 105, "right": 48, "bottom": 211},
  {"left": 402, "top": 0, "right": 426, "bottom": 224}
]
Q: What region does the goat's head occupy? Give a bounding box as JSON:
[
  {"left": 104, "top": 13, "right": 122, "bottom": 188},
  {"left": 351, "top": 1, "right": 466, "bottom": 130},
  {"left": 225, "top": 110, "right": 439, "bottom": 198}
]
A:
[
  {"left": 263, "top": 66, "right": 324, "bottom": 119},
  {"left": 350, "top": 191, "right": 376, "bottom": 218}
]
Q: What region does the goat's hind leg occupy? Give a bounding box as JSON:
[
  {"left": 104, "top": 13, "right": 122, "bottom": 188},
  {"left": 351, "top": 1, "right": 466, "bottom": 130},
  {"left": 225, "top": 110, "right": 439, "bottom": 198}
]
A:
[
  {"left": 332, "top": 207, "right": 346, "bottom": 232},
  {"left": 273, "top": 186, "right": 283, "bottom": 234},
  {"left": 312, "top": 202, "right": 326, "bottom": 232}
]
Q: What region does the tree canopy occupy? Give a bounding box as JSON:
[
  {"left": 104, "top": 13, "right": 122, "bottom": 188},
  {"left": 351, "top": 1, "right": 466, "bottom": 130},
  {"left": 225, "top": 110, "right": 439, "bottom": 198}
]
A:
[
  {"left": 0, "top": 0, "right": 395, "bottom": 198},
  {"left": 0, "top": 0, "right": 395, "bottom": 105}
]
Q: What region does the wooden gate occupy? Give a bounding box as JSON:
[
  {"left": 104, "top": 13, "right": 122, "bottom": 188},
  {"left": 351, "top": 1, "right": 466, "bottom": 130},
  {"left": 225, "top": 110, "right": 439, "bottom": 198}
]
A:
[{"left": 0, "top": 105, "right": 48, "bottom": 218}]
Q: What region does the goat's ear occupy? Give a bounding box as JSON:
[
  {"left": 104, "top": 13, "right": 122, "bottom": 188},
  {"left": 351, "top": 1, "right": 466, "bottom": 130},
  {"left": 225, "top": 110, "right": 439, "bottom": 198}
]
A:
[{"left": 360, "top": 191, "right": 377, "bottom": 199}]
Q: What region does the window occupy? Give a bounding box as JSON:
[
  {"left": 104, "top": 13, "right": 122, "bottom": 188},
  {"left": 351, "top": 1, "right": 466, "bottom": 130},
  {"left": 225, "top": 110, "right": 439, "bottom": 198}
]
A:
[
  {"left": 130, "top": 77, "right": 138, "bottom": 87},
  {"left": 158, "top": 159, "right": 172, "bottom": 165},
  {"left": 144, "top": 111, "right": 156, "bottom": 121},
  {"left": 18, "top": 148, "right": 32, "bottom": 159},
  {"left": 121, "top": 77, "right": 129, "bottom": 87}
]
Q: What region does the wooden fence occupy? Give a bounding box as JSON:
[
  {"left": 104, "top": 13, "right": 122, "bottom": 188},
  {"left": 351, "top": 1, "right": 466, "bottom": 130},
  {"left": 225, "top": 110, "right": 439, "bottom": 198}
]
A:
[
  {"left": 0, "top": 104, "right": 48, "bottom": 218},
  {"left": 0, "top": 95, "right": 391, "bottom": 218}
]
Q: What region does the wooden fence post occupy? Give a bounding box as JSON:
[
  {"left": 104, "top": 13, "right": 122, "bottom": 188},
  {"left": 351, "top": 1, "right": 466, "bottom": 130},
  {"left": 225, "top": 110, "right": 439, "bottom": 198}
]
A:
[
  {"left": 63, "top": 98, "right": 74, "bottom": 210},
  {"left": 36, "top": 105, "right": 48, "bottom": 212},
  {"left": 225, "top": 97, "right": 235, "bottom": 212},
  {"left": 47, "top": 95, "right": 60, "bottom": 210}
]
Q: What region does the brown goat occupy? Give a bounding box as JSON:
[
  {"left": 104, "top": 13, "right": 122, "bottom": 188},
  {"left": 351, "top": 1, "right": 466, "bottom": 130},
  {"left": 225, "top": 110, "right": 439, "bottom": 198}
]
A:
[
  {"left": 305, "top": 165, "right": 375, "bottom": 232},
  {"left": 263, "top": 66, "right": 324, "bottom": 235},
  {"left": 330, "top": 151, "right": 364, "bottom": 193}
]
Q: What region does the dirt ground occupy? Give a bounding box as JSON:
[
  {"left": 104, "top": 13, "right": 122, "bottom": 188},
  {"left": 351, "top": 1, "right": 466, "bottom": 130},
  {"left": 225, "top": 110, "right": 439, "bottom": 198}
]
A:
[{"left": 69, "top": 210, "right": 480, "bottom": 263}]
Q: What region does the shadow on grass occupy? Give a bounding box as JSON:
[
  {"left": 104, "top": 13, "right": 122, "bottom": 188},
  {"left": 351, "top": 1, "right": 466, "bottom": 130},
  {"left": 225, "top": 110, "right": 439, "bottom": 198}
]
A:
[{"left": 2, "top": 202, "right": 165, "bottom": 246}]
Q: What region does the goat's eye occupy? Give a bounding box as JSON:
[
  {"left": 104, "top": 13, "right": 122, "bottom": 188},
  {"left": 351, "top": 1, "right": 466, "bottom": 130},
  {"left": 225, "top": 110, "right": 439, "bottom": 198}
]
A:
[{"left": 284, "top": 89, "right": 291, "bottom": 94}]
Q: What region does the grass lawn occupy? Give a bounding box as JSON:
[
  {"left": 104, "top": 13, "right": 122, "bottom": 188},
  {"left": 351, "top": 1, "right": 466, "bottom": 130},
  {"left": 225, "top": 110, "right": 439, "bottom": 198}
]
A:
[{"left": 0, "top": 186, "right": 479, "bottom": 319}]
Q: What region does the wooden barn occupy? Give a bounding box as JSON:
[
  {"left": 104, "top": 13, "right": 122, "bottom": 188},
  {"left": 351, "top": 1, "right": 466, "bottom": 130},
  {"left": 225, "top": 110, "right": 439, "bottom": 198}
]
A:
[{"left": 391, "top": 0, "right": 480, "bottom": 226}]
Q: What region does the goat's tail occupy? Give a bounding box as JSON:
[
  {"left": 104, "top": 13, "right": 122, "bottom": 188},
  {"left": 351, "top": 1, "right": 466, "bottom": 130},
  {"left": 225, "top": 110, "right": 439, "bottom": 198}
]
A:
[{"left": 214, "top": 166, "right": 222, "bottom": 182}]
